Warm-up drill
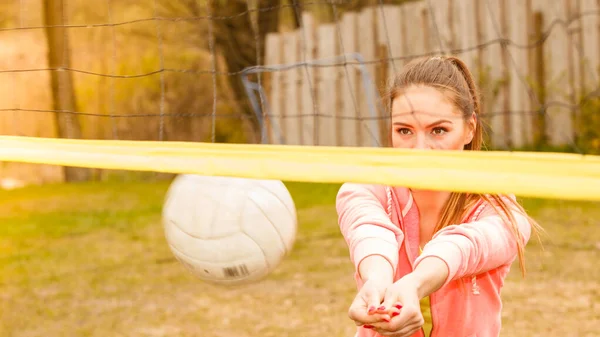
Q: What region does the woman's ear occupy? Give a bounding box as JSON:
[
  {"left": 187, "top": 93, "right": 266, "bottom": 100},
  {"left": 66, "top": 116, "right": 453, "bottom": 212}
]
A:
[{"left": 464, "top": 113, "right": 476, "bottom": 145}]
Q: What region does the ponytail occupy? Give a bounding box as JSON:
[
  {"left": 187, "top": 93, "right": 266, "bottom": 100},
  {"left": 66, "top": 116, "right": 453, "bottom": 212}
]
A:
[{"left": 447, "top": 56, "right": 483, "bottom": 150}]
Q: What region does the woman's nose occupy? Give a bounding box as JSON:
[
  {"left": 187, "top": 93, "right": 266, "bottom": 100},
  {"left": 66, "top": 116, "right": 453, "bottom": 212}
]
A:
[{"left": 413, "top": 134, "right": 431, "bottom": 150}]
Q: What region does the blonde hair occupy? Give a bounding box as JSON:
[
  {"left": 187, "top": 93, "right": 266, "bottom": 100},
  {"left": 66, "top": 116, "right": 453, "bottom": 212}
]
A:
[{"left": 387, "top": 56, "right": 541, "bottom": 276}]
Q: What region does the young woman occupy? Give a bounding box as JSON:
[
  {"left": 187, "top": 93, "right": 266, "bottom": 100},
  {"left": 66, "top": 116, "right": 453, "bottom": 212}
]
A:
[{"left": 336, "top": 56, "right": 540, "bottom": 337}]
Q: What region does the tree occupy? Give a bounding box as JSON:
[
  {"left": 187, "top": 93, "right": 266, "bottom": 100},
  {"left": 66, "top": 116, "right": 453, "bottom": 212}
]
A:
[
  {"left": 151, "top": 0, "right": 283, "bottom": 142},
  {"left": 43, "top": 0, "right": 90, "bottom": 182},
  {"left": 210, "top": 0, "right": 282, "bottom": 142}
]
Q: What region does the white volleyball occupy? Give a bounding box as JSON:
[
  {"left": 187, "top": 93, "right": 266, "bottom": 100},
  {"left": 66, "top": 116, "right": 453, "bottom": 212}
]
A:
[{"left": 162, "top": 174, "right": 297, "bottom": 286}]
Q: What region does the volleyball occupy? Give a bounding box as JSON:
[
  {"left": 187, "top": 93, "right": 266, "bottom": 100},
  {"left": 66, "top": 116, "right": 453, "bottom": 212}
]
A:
[{"left": 161, "top": 174, "right": 298, "bottom": 286}]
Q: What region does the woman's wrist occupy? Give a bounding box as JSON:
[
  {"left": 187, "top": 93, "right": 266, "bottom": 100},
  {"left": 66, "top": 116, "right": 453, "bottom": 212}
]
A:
[
  {"left": 403, "top": 256, "right": 449, "bottom": 299},
  {"left": 358, "top": 255, "right": 394, "bottom": 284}
]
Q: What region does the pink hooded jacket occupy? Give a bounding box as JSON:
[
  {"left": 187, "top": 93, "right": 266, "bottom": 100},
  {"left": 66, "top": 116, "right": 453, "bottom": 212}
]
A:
[{"left": 336, "top": 183, "right": 533, "bottom": 337}]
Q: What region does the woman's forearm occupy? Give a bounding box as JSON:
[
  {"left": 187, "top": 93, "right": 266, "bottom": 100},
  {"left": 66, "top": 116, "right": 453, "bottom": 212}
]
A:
[
  {"left": 405, "top": 256, "right": 449, "bottom": 299},
  {"left": 358, "top": 255, "right": 394, "bottom": 283}
]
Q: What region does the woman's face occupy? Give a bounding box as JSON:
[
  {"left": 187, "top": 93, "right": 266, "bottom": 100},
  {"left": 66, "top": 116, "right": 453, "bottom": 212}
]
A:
[{"left": 390, "top": 85, "right": 475, "bottom": 150}]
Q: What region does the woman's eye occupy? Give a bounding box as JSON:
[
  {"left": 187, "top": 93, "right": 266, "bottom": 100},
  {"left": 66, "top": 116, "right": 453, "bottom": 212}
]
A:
[
  {"left": 397, "top": 128, "right": 412, "bottom": 135},
  {"left": 432, "top": 127, "right": 447, "bottom": 135}
]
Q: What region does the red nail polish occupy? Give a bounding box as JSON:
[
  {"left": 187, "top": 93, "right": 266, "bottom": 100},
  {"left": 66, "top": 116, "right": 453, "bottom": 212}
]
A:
[
  {"left": 392, "top": 312, "right": 399, "bottom": 317},
  {"left": 363, "top": 325, "right": 374, "bottom": 329},
  {"left": 377, "top": 305, "right": 386, "bottom": 311},
  {"left": 394, "top": 304, "right": 403, "bottom": 309},
  {"left": 382, "top": 318, "right": 390, "bottom": 322}
]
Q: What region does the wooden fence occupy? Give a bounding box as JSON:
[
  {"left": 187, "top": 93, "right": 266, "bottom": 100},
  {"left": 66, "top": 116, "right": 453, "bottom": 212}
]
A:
[{"left": 262, "top": 0, "right": 600, "bottom": 148}]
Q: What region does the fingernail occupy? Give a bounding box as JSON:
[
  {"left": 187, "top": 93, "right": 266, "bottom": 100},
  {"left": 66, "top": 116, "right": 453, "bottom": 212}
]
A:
[
  {"left": 377, "top": 305, "right": 386, "bottom": 311},
  {"left": 394, "top": 304, "right": 403, "bottom": 309},
  {"left": 368, "top": 306, "right": 376, "bottom": 313},
  {"left": 392, "top": 312, "right": 399, "bottom": 317},
  {"left": 382, "top": 318, "right": 390, "bottom": 322},
  {"left": 363, "top": 325, "right": 374, "bottom": 329}
]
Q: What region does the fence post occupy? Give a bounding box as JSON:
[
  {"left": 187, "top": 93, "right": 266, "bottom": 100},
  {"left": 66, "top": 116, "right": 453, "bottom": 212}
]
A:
[{"left": 532, "top": 11, "right": 546, "bottom": 148}]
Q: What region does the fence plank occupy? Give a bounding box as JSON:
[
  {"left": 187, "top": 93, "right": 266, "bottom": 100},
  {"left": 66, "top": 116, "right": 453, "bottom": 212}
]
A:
[
  {"left": 580, "top": 0, "right": 600, "bottom": 92},
  {"left": 282, "top": 31, "right": 302, "bottom": 146},
  {"left": 428, "top": 0, "right": 453, "bottom": 54},
  {"left": 299, "top": 12, "right": 317, "bottom": 146},
  {"left": 357, "top": 6, "right": 380, "bottom": 147},
  {"left": 377, "top": 5, "right": 403, "bottom": 85},
  {"left": 565, "top": 0, "right": 582, "bottom": 110},
  {"left": 506, "top": 0, "right": 530, "bottom": 147},
  {"left": 480, "top": 0, "right": 510, "bottom": 148},
  {"left": 278, "top": 33, "right": 292, "bottom": 145},
  {"left": 533, "top": 0, "right": 574, "bottom": 146},
  {"left": 339, "top": 12, "right": 360, "bottom": 147},
  {"left": 454, "top": 0, "right": 479, "bottom": 76},
  {"left": 316, "top": 23, "right": 338, "bottom": 146},
  {"left": 376, "top": 5, "right": 405, "bottom": 146},
  {"left": 264, "top": 33, "right": 283, "bottom": 145},
  {"left": 402, "top": 2, "right": 427, "bottom": 62}
]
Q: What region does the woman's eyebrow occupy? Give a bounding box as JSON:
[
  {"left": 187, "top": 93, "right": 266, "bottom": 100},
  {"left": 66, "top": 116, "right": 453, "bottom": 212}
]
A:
[{"left": 392, "top": 119, "right": 453, "bottom": 128}]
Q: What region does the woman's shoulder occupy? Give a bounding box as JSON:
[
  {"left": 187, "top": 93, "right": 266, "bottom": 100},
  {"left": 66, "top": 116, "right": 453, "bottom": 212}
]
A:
[
  {"left": 465, "top": 194, "right": 525, "bottom": 222},
  {"left": 336, "top": 182, "right": 388, "bottom": 202},
  {"left": 336, "top": 183, "right": 413, "bottom": 212}
]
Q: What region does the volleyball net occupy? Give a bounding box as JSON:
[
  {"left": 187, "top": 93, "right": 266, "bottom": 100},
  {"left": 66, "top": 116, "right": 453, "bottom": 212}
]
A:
[{"left": 0, "top": 0, "right": 599, "bottom": 200}]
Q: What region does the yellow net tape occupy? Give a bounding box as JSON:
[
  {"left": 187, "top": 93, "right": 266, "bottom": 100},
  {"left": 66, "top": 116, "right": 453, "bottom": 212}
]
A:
[{"left": 1, "top": 135, "right": 600, "bottom": 201}]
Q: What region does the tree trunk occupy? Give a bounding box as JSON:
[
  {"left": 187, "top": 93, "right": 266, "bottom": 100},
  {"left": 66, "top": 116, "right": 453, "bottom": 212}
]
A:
[
  {"left": 210, "top": 0, "right": 282, "bottom": 143},
  {"left": 43, "top": 0, "right": 90, "bottom": 182}
]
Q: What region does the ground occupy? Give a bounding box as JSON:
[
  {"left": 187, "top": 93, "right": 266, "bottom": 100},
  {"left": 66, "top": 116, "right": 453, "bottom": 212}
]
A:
[{"left": 0, "top": 179, "right": 599, "bottom": 337}]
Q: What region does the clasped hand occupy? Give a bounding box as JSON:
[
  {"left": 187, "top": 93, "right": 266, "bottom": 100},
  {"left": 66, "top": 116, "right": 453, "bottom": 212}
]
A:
[{"left": 348, "top": 276, "right": 424, "bottom": 337}]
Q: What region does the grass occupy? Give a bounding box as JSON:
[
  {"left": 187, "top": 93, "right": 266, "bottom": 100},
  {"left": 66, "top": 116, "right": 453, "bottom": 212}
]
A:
[{"left": 0, "top": 180, "right": 599, "bottom": 337}]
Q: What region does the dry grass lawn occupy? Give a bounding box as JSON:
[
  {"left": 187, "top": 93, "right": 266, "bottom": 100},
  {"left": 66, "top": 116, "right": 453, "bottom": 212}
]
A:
[{"left": 0, "top": 180, "right": 599, "bottom": 337}]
